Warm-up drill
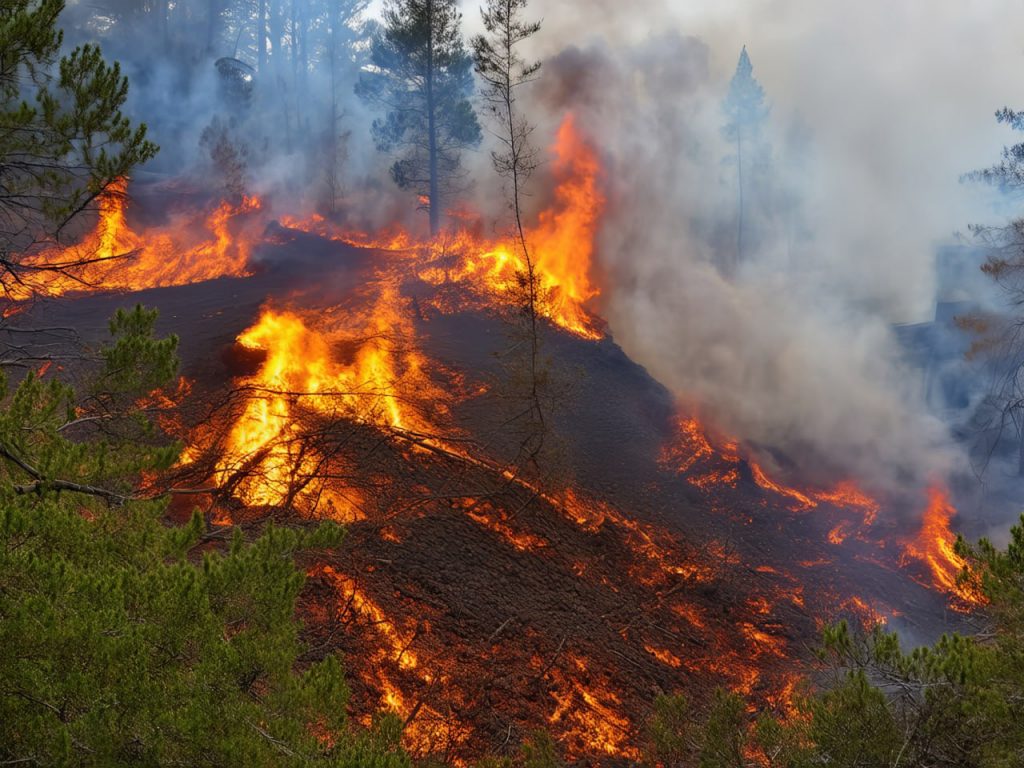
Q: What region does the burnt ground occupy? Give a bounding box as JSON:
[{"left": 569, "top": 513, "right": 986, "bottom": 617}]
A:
[{"left": 12, "top": 223, "right": 968, "bottom": 765}]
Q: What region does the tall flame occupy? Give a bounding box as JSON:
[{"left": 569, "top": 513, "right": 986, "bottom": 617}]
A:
[
  {"left": 523, "top": 113, "right": 604, "bottom": 337},
  {"left": 903, "top": 486, "right": 983, "bottom": 606},
  {"left": 287, "top": 113, "right": 606, "bottom": 340},
  {"left": 5, "top": 179, "right": 260, "bottom": 302},
  {"left": 204, "top": 280, "right": 441, "bottom": 518}
]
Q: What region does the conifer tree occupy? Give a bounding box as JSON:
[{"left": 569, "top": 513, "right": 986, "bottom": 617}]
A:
[
  {"left": 356, "top": 0, "right": 481, "bottom": 235},
  {"left": 0, "top": 0, "right": 157, "bottom": 296},
  {"left": 661, "top": 518, "right": 1024, "bottom": 766},
  {"left": 0, "top": 306, "right": 411, "bottom": 767},
  {"left": 721, "top": 46, "right": 769, "bottom": 272},
  {"left": 471, "top": 0, "right": 551, "bottom": 473},
  {"left": 961, "top": 107, "right": 1024, "bottom": 476}
]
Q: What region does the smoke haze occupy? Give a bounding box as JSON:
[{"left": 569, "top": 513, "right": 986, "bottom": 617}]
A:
[
  {"left": 517, "top": 1, "right": 1024, "bottom": 499},
  {"left": 61, "top": 0, "right": 1024, "bottom": 502}
]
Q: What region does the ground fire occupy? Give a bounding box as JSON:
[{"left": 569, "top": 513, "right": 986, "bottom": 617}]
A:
[
  {"left": 3, "top": 5, "right": 1014, "bottom": 762},
  {"left": 5, "top": 123, "right": 983, "bottom": 761}
]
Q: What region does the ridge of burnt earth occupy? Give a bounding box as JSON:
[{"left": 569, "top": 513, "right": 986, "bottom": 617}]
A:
[
  {"left": 288, "top": 422, "right": 809, "bottom": 765},
  {"left": 19, "top": 227, "right": 965, "bottom": 765}
]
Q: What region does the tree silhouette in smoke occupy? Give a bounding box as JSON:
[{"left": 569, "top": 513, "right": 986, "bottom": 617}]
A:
[
  {"left": 962, "top": 107, "right": 1024, "bottom": 476},
  {"left": 721, "top": 46, "right": 769, "bottom": 273}
]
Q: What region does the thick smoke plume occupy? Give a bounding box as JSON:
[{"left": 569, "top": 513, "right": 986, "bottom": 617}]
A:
[{"left": 521, "top": 1, "right": 1024, "bottom": 500}]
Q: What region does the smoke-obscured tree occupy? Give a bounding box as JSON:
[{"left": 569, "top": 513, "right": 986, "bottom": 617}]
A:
[
  {"left": 200, "top": 115, "right": 251, "bottom": 201},
  {"left": 961, "top": 107, "right": 1024, "bottom": 476},
  {"left": 0, "top": 306, "right": 412, "bottom": 766},
  {"left": 721, "top": 46, "right": 769, "bottom": 272},
  {"left": 356, "top": 0, "right": 482, "bottom": 235},
  {"left": 319, "top": 1, "right": 371, "bottom": 215},
  {"left": 0, "top": 0, "right": 157, "bottom": 303},
  {"left": 471, "top": 0, "right": 550, "bottom": 472}
]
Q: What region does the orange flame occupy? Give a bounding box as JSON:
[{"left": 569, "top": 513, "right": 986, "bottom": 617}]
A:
[
  {"left": 203, "top": 280, "right": 443, "bottom": 518},
  {"left": 523, "top": 113, "right": 604, "bottom": 337},
  {"left": 285, "top": 114, "right": 606, "bottom": 340},
  {"left": 5, "top": 179, "right": 261, "bottom": 301},
  {"left": 662, "top": 413, "right": 881, "bottom": 529},
  {"left": 548, "top": 655, "right": 639, "bottom": 760},
  {"left": 903, "top": 486, "right": 983, "bottom": 606},
  {"left": 415, "top": 115, "right": 604, "bottom": 338}
]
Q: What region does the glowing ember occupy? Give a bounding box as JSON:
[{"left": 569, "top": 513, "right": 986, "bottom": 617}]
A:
[
  {"left": 841, "top": 596, "right": 886, "bottom": 628},
  {"left": 750, "top": 461, "right": 816, "bottom": 511},
  {"left": 661, "top": 412, "right": 882, "bottom": 534},
  {"left": 644, "top": 644, "right": 683, "bottom": 667},
  {"left": 659, "top": 416, "right": 715, "bottom": 473},
  {"left": 814, "top": 481, "right": 881, "bottom": 526},
  {"left": 548, "top": 656, "right": 639, "bottom": 760}
]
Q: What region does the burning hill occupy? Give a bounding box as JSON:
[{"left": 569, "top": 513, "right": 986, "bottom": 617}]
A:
[{"left": 5, "top": 118, "right": 980, "bottom": 765}]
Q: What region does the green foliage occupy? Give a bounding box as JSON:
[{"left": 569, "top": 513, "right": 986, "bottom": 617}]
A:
[
  {"left": 645, "top": 693, "right": 691, "bottom": 767},
  {"left": 806, "top": 670, "right": 900, "bottom": 767},
  {"left": 639, "top": 517, "right": 1024, "bottom": 768},
  {"left": 0, "top": 308, "right": 409, "bottom": 767},
  {"left": 0, "top": 0, "right": 157, "bottom": 268},
  {"left": 698, "top": 690, "right": 746, "bottom": 768},
  {"left": 520, "top": 730, "right": 563, "bottom": 768}
]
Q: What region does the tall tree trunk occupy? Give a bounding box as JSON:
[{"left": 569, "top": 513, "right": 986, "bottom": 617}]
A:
[
  {"left": 326, "top": 4, "right": 340, "bottom": 214},
  {"left": 257, "top": 0, "right": 267, "bottom": 71},
  {"left": 291, "top": 0, "right": 306, "bottom": 142},
  {"left": 1018, "top": 425, "right": 1024, "bottom": 477},
  {"left": 206, "top": 0, "right": 222, "bottom": 55},
  {"left": 298, "top": 0, "right": 309, "bottom": 107},
  {"left": 426, "top": 0, "right": 439, "bottom": 236},
  {"left": 156, "top": 0, "right": 168, "bottom": 52},
  {"left": 269, "top": 0, "right": 291, "bottom": 152},
  {"left": 736, "top": 131, "right": 744, "bottom": 274}
]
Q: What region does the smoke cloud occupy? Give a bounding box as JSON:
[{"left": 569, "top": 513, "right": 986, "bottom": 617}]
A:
[{"left": 522, "top": 1, "right": 1024, "bottom": 498}]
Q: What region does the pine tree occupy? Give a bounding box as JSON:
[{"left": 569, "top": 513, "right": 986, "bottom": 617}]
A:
[
  {"left": 707, "top": 520, "right": 1024, "bottom": 765},
  {"left": 961, "top": 108, "right": 1024, "bottom": 476},
  {"left": 0, "top": 0, "right": 157, "bottom": 297},
  {"left": 721, "top": 46, "right": 769, "bottom": 272},
  {"left": 356, "top": 0, "right": 482, "bottom": 235}
]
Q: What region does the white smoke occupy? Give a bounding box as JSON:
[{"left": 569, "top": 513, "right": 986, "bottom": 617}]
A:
[{"left": 520, "top": 1, "right": 1024, "bottom": 497}]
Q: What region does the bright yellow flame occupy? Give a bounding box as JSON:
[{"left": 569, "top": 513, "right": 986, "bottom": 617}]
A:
[
  {"left": 209, "top": 282, "right": 440, "bottom": 517},
  {"left": 5, "top": 178, "right": 261, "bottom": 301},
  {"left": 903, "top": 485, "right": 984, "bottom": 606},
  {"left": 284, "top": 114, "right": 606, "bottom": 340}
]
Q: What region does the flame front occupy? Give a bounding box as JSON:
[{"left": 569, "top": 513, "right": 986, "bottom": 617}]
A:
[
  {"left": 203, "top": 279, "right": 442, "bottom": 518},
  {"left": 903, "top": 486, "right": 983, "bottom": 606},
  {"left": 285, "top": 113, "right": 606, "bottom": 340},
  {"left": 4, "top": 179, "right": 261, "bottom": 302}
]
